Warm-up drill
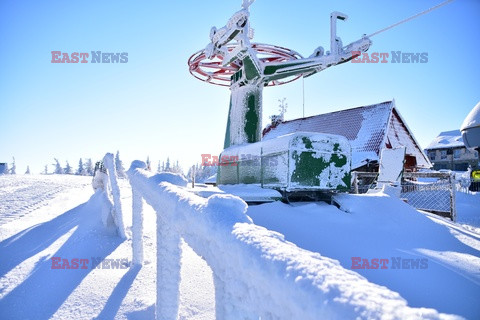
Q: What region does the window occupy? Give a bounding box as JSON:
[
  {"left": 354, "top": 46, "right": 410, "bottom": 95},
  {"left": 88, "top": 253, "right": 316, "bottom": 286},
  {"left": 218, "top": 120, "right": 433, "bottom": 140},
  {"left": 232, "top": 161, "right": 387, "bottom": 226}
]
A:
[
  {"left": 454, "top": 163, "right": 468, "bottom": 171},
  {"left": 453, "top": 149, "right": 462, "bottom": 159},
  {"left": 440, "top": 150, "right": 447, "bottom": 160},
  {"left": 434, "top": 163, "right": 448, "bottom": 170},
  {"left": 429, "top": 151, "right": 436, "bottom": 161}
]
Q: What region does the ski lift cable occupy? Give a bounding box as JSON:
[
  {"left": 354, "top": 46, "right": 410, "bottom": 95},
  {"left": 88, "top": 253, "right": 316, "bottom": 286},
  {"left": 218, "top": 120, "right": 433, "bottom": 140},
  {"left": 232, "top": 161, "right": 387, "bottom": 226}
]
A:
[{"left": 367, "top": 0, "right": 455, "bottom": 38}]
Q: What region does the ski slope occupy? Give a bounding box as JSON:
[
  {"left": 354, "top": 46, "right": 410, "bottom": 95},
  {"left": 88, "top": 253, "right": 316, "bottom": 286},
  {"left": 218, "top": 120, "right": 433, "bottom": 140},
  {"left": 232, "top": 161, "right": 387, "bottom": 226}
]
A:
[
  {"left": 0, "top": 174, "right": 479, "bottom": 319},
  {"left": 0, "top": 175, "right": 215, "bottom": 320}
]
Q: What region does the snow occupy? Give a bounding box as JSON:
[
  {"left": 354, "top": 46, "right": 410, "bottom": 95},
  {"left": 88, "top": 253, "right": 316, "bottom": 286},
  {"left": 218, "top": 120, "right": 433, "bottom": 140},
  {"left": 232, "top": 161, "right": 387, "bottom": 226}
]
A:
[
  {"left": 351, "top": 150, "right": 378, "bottom": 170},
  {"left": 1, "top": 172, "right": 478, "bottom": 319},
  {"left": 247, "top": 193, "right": 480, "bottom": 319},
  {"left": 191, "top": 183, "right": 282, "bottom": 202},
  {"left": 377, "top": 146, "right": 406, "bottom": 183},
  {"left": 456, "top": 191, "right": 480, "bottom": 232},
  {"left": 128, "top": 165, "right": 462, "bottom": 319},
  {"left": 263, "top": 101, "right": 431, "bottom": 169},
  {"left": 461, "top": 101, "right": 480, "bottom": 131},
  {"left": 104, "top": 152, "right": 127, "bottom": 239},
  {"left": 460, "top": 101, "right": 480, "bottom": 148},
  {"left": 0, "top": 174, "right": 215, "bottom": 319},
  {"left": 425, "top": 130, "right": 465, "bottom": 150}
]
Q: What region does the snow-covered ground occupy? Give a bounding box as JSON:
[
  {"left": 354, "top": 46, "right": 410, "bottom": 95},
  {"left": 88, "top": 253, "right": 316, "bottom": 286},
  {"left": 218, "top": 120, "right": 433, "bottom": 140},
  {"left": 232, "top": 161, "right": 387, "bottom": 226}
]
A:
[
  {"left": 0, "top": 174, "right": 478, "bottom": 319},
  {"left": 0, "top": 175, "right": 215, "bottom": 320},
  {"left": 248, "top": 192, "right": 480, "bottom": 319}
]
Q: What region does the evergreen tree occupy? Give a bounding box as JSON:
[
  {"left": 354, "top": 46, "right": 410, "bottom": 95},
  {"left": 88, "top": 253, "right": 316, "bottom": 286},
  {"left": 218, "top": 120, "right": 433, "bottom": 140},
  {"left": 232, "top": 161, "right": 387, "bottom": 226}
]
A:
[
  {"left": 115, "top": 151, "right": 126, "bottom": 178},
  {"left": 25, "top": 166, "right": 31, "bottom": 175},
  {"left": 10, "top": 157, "right": 16, "bottom": 174},
  {"left": 84, "top": 158, "right": 94, "bottom": 176},
  {"left": 146, "top": 156, "right": 151, "bottom": 171},
  {"left": 44, "top": 165, "right": 48, "bottom": 175},
  {"left": 189, "top": 162, "right": 217, "bottom": 183},
  {"left": 157, "top": 161, "right": 162, "bottom": 173},
  {"left": 171, "top": 160, "right": 183, "bottom": 175},
  {"left": 54, "top": 158, "right": 64, "bottom": 174},
  {"left": 64, "top": 161, "right": 73, "bottom": 175},
  {"left": 77, "top": 159, "right": 85, "bottom": 175},
  {"left": 165, "top": 157, "right": 171, "bottom": 172}
]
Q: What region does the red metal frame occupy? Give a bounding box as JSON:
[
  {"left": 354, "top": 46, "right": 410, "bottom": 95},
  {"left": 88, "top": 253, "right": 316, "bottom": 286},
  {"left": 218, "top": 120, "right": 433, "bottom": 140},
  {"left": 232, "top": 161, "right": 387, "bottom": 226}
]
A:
[{"left": 188, "top": 43, "right": 304, "bottom": 87}]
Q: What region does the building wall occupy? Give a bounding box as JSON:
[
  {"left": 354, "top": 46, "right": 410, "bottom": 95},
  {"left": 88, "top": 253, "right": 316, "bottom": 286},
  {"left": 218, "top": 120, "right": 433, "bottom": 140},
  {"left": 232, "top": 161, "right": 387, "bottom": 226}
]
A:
[
  {"left": 386, "top": 109, "right": 431, "bottom": 169},
  {"left": 426, "top": 147, "right": 479, "bottom": 171}
]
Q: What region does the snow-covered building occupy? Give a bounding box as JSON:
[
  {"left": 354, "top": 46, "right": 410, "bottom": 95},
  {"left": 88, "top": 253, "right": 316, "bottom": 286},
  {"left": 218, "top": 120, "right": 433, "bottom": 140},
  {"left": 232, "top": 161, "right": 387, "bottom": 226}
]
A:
[
  {"left": 262, "top": 100, "right": 431, "bottom": 172},
  {"left": 425, "top": 130, "right": 479, "bottom": 171}
]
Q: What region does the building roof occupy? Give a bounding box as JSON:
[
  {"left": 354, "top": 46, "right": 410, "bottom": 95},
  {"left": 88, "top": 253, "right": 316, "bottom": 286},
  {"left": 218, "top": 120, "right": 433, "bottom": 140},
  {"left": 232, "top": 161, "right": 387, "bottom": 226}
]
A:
[
  {"left": 263, "top": 100, "right": 431, "bottom": 169},
  {"left": 425, "top": 130, "right": 465, "bottom": 150}
]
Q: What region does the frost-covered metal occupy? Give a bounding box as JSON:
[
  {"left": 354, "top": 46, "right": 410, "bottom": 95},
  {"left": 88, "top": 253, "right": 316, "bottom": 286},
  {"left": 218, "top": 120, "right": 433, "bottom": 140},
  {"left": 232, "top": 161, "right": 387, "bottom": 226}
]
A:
[
  {"left": 263, "top": 100, "right": 431, "bottom": 170},
  {"left": 188, "top": 0, "right": 371, "bottom": 148},
  {"left": 461, "top": 101, "right": 480, "bottom": 149},
  {"left": 218, "top": 132, "right": 352, "bottom": 191}
]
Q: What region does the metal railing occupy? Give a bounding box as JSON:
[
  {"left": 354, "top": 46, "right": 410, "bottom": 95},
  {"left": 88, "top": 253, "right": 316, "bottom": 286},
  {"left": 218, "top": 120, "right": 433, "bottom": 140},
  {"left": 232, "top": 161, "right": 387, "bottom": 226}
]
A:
[{"left": 351, "top": 171, "right": 457, "bottom": 221}]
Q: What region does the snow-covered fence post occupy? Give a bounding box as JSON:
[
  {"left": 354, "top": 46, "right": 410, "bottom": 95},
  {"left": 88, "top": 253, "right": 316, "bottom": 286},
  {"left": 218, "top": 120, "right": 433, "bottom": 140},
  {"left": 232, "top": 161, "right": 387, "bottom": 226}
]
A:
[
  {"left": 127, "top": 162, "right": 451, "bottom": 320},
  {"left": 156, "top": 217, "right": 181, "bottom": 320},
  {"left": 128, "top": 160, "right": 145, "bottom": 265},
  {"left": 352, "top": 171, "right": 359, "bottom": 194},
  {"left": 103, "top": 153, "right": 127, "bottom": 239},
  {"left": 132, "top": 190, "right": 144, "bottom": 265},
  {"left": 128, "top": 161, "right": 182, "bottom": 319},
  {"left": 449, "top": 172, "right": 457, "bottom": 222}
]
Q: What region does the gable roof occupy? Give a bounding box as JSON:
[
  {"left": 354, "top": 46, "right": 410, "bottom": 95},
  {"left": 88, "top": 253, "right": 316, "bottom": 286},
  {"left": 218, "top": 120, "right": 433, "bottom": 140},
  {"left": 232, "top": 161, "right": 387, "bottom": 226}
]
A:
[
  {"left": 425, "top": 130, "right": 464, "bottom": 150},
  {"left": 263, "top": 100, "right": 431, "bottom": 169}
]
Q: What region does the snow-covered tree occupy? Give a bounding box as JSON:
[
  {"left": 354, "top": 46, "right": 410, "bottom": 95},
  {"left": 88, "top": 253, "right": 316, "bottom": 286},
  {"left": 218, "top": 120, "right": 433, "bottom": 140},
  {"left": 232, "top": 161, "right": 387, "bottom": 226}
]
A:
[
  {"left": 77, "top": 159, "right": 85, "bottom": 175},
  {"left": 25, "top": 166, "right": 31, "bottom": 175},
  {"left": 157, "top": 161, "right": 162, "bottom": 173},
  {"left": 10, "top": 157, "right": 16, "bottom": 174},
  {"left": 165, "top": 157, "right": 171, "bottom": 172},
  {"left": 188, "top": 163, "right": 217, "bottom": 183},
  {"left": 115, "top": 151, "right": 126, "bottom": 178},
  {"left": 269, "top": 97, "right": 288, "bottom": 126},
  {"left": 64, "top": 161, "right": 73, "bottom": 175},
  {"left": 44, "top": 165, "right": 48, "bottom": 175},
  {"left": 146, "top": 156, "right": 151, "bottom": 171},
  {"left": 278, "top": 97, "right": 288, "bottom": 118},
  {"left": 84, "top": 158, "right": 94, "bottom": 176},
  {"left": 54, "top": 158, "right": 64, "bottom": 174},
  {"left": 171, "top": 160, "right": 184, "bottom": 175}
]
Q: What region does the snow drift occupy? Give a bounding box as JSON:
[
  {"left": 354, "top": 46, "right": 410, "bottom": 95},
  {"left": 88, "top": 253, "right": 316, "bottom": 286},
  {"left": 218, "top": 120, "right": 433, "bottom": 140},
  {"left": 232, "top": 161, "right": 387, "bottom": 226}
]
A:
[{"left": 127, "top": 161, "right": 459, "bottom": 320}]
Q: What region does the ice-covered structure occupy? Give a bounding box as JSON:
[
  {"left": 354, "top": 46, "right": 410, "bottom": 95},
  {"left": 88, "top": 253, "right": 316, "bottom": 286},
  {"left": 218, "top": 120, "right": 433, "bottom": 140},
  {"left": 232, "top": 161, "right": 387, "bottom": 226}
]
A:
[
  {"left": 188, "top": 0, "right": 372, "bottom": 192},
  {"left": 461, "top": 101, "right": 480, "bottom": 150},
  {"left": 263, "top": 100, "right": 431, "bottom": 172}
]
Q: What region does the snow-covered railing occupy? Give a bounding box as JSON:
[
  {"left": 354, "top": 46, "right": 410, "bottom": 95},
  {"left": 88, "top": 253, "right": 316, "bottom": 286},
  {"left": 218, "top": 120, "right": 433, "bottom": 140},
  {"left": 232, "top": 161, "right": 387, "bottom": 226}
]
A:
[
  {"left": 127, "top": 161, "right": 452, "bottom": 320},
  {"left": 93, "top": 153, "right": 127, "bottom": 239}
]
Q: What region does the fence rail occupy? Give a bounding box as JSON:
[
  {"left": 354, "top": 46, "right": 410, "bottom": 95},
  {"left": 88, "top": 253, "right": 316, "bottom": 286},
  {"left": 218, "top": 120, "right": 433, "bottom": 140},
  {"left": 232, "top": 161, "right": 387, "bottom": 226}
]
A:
[{"left": 126, "top": 161, "right": 447, "bottom": 320}]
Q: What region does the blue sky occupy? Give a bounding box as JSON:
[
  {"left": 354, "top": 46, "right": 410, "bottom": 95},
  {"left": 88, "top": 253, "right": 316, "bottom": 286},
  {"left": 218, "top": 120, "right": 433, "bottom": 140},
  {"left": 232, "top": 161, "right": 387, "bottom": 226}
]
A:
[{"left": 1, "top": 0, "right": 479, "bottom": 174}]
